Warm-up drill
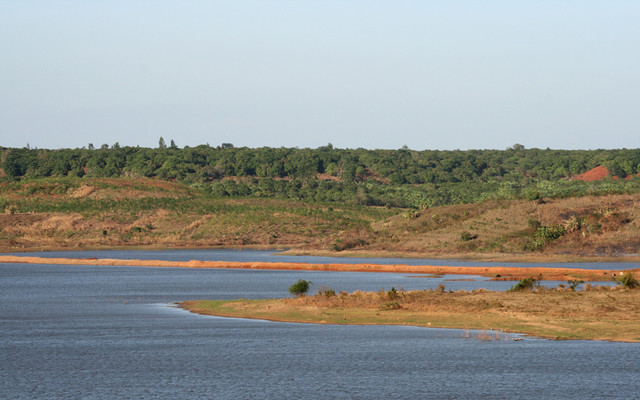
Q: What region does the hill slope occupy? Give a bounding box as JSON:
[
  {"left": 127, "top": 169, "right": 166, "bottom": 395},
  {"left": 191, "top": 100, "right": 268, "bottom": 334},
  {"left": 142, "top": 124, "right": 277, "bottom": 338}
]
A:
[{"left": 1, "top": 178, "right": 639, "bottom": 259}]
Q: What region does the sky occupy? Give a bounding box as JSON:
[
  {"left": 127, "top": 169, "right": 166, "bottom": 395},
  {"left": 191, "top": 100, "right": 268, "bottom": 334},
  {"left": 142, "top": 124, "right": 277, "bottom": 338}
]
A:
[{"left": 1, "top": 1, "right": 639, "bottom": 151}]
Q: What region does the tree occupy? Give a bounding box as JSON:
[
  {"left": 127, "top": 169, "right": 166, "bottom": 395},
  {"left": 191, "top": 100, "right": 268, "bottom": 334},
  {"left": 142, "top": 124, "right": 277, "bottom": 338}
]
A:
[
  {"left": 289, "top": 279, "right": 311, "bottom": 296},
  {"left": 159, "top": 137, "right": 166, "bottom": 149},
  {"left": 170, "top": 139, "right": 177, "bottom": 149},
  {"left": 509, "top": 277, "right": 538, "bottom": 291}
]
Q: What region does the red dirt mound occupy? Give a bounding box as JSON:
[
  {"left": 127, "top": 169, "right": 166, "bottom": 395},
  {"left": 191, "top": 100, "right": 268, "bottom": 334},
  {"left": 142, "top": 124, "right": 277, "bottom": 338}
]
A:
[
  {"left": 573, "top": 166, "right": 610, "bottom": 181},
  {"left": 573, "top": 165, "right": 635, "bottom": 181}
]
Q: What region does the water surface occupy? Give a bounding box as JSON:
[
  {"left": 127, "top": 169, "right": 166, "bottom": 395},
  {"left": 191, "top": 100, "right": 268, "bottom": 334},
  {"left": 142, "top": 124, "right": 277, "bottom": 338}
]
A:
[{"left": 1, "top": 252, "right": 638, "bottom": 399}]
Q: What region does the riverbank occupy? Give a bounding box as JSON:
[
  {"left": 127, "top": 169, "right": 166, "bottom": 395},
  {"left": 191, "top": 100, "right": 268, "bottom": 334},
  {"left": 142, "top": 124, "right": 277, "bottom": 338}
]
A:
[
  {"left": 1, "top": 254, "right": 637, "bottom": 281},
  {"left": 180, "top": 287, "right": 640, "bottom": 342}
]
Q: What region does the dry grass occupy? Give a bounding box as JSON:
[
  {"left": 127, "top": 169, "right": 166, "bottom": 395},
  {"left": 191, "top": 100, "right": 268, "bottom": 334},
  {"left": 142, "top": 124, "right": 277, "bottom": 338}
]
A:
[
  {"left": 2, "top": 178, "right": 640, "bottom": 258},
  {"left": 181, "top": 286, "right": 640, "bottom": 342},
  {"left": 362, "top": 194, "right": 640, "bottom": 256},
  {"left": 70, "top": 185, "right": 96, "bottom": 198}
]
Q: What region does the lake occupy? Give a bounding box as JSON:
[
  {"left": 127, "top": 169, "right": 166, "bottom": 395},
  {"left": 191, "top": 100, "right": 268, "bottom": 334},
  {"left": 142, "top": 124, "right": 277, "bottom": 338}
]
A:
[{"left": 1, "top": 250, "right": 638, "bottom": 399}]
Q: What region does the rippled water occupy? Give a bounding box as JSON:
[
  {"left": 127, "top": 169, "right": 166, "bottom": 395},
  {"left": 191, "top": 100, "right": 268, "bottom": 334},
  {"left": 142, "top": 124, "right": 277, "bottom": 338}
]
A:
[{"left": 1, "top": 252, "right": 638, "bottom": 399}]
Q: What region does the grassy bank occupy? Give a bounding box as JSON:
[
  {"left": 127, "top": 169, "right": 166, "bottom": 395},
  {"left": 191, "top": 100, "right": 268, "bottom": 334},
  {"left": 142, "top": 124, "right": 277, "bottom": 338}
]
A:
[{"left": 181, "top": 286, "right": 640, "bottom": 342}]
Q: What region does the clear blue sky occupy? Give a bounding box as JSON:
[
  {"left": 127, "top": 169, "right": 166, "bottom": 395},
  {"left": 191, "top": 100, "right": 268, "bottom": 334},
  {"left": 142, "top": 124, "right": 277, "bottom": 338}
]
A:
[{"left": 1, "top": 1, "right": 639, "bottom": 150}]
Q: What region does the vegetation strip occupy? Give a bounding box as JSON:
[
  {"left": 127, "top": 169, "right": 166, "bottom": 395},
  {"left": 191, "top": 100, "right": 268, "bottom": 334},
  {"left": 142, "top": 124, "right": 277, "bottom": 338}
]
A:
[
  {"left": 180, "top": 286, "right": 640, "bottom": 342},
  {"left": 0, "top": 255, "right": 636, "bottom": 282},
  {"left": 3, "top": 177, "right": 640, "bottom": 258},
  {"left": 4, "top": 146, "right": 640, "bottom": 211}
]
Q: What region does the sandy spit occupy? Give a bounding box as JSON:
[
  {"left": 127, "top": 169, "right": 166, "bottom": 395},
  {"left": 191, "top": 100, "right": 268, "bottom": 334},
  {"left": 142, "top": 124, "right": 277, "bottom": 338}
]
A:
[{"left": 0, "top": 255, "right": 635, "bottom": 281}]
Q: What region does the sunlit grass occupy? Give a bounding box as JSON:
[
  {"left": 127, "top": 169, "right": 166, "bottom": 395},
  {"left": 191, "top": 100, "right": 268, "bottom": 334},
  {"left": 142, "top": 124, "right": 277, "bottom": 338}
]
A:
[{"left": 182, "top": 286, "right": 640, "bottom": 342}]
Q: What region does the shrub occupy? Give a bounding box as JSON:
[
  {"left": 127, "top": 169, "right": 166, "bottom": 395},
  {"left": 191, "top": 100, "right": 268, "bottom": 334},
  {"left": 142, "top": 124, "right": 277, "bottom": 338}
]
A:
[
  {"left": 567, "top": 279, "right": 584, "bottom": 291},
  {"left": 382, "top": 301, "right": 401, "bottom": 310},
  {"left": 613, "top": 272, "right": 639, "bottom": 289},
  {"left": 289, "top": 279, "right": 311, "bottom": 296},
  {"left": 460, "top": 231, "right": 473, "bottom": 241},
  {"left": 317, "top": 286, "right": 336, "bottom": 297},
  {"left": 509, "top": 277, "right": 538, "bottom": 291},
  {"left": 526, "top": 224, "right": 566, "bottom": 251},
  {"left": 526, "top": 191, "right": 541, "bottom": 201},
  {"left": 403, "top": 210, "right": 420, "bottom": 219},
  {"left": 332, "top": 233, "right": 368, "bottom": 251},
  {"left": 323, "top": 288, "right": 336, "bottom": 297}
]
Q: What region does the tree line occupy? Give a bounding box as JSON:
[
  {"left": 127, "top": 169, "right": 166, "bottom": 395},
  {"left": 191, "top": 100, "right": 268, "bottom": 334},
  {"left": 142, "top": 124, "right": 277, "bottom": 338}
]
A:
[{"left": 2, "top": 143, "right": 640, "bottom": 208}]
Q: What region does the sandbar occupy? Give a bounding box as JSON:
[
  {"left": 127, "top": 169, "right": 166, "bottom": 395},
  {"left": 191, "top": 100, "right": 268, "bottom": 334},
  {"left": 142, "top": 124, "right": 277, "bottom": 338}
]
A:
[{"left": 0, "top": 255, "right": 636, "bottom": 281}]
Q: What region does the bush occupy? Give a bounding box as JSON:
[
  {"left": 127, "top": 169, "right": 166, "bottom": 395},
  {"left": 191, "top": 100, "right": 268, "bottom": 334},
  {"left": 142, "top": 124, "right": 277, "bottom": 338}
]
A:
[
  {"left": 382, "top": 301, "right": 401, "bottom": 310},
  {"left": 509, "top": 277, "right": 538, "bottom": 291},
  {"left": 460, "top": 231, "right": 473, "bottom": 241},
  {"left": 317, "top": 286, "right": 336, "bottom": 297},
  {"left": 614, "top": 272, "right": 639, "bottom": 289},
  {"left": 526, "top": 191, "right": 541, "bottom": 201},
  {"left": 289, "top": 279, "right": 311, "bottom": 296},
  {"left": 323, "top": 288, "right": 336, "bottom": 297},
  {"left": 567, "top": 279, "right": 584, "bottom": 291},
  {"left": 526, "top": 224, "right": 566, "bottom": 251}
]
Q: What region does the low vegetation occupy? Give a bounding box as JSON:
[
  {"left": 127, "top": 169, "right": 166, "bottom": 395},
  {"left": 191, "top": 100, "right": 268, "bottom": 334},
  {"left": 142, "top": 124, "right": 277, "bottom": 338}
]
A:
[
  {"left": 508, "top": 277, "right": 538, "bottom": 291},
  {"left": 1, "top": 176, "right": 640, "bottom": 258},
  {"left": 614, "top": 271, "right": 639, "bottom": 289},
  {"left": 181, "top": 283, "right": 640, "bottom": 342},
  {"left": 4, "top": 144, "right": 640, "bottom": 210},
  {"left": 289, "top": 279, "right": 311, "bottom": 296}
]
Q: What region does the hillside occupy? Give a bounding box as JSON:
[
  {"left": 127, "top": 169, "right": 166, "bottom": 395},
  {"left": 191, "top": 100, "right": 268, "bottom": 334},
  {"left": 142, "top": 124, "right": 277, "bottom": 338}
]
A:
[{"left": 1, "top": 177, "right": 639, "bottom": 259}]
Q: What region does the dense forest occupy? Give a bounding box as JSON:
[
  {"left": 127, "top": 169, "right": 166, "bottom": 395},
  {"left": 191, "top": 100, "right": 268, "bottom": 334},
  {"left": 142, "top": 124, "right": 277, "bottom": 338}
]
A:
[{"left": 3, "top": 142, "right": 640, "bottom": 208}]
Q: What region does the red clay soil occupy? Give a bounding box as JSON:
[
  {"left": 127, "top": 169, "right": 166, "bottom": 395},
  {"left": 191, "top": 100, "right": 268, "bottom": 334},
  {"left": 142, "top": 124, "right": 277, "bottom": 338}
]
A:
[
  {"left": 1, "top": 255, "right": 635, "bottom": 282},
  {"left": 573, "top": 165, "right": 635, "bottom": 181},
  {"left": 573, "top": 166, "right": 610, "bottom": 181}
]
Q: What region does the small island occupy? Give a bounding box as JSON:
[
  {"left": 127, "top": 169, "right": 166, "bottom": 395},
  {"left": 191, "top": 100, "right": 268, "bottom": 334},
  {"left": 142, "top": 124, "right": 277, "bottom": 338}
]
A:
[{"left": 181, "top": 279, "right": 640, "bottom": 343}]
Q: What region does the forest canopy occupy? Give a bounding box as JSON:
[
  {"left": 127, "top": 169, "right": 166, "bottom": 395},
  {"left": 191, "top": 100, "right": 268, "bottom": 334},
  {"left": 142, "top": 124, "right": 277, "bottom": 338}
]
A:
[{"left": 2, "top": 143, "right": 640, "bottom": 209}]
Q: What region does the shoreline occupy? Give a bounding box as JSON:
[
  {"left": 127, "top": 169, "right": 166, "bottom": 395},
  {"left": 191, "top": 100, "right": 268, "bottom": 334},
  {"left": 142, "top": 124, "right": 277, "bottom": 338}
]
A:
[
  {"left": 4, "top": 244, "right": 640, "bottom": 264},
  {"left": 0, "top": 254, "right": 637, "bottom": 281}
]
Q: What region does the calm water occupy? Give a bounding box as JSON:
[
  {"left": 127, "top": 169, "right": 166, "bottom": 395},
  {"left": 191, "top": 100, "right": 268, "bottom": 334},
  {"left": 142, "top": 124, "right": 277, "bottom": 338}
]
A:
[{"left": 1, "top": 251, "right": 638, "bottom": 399}]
